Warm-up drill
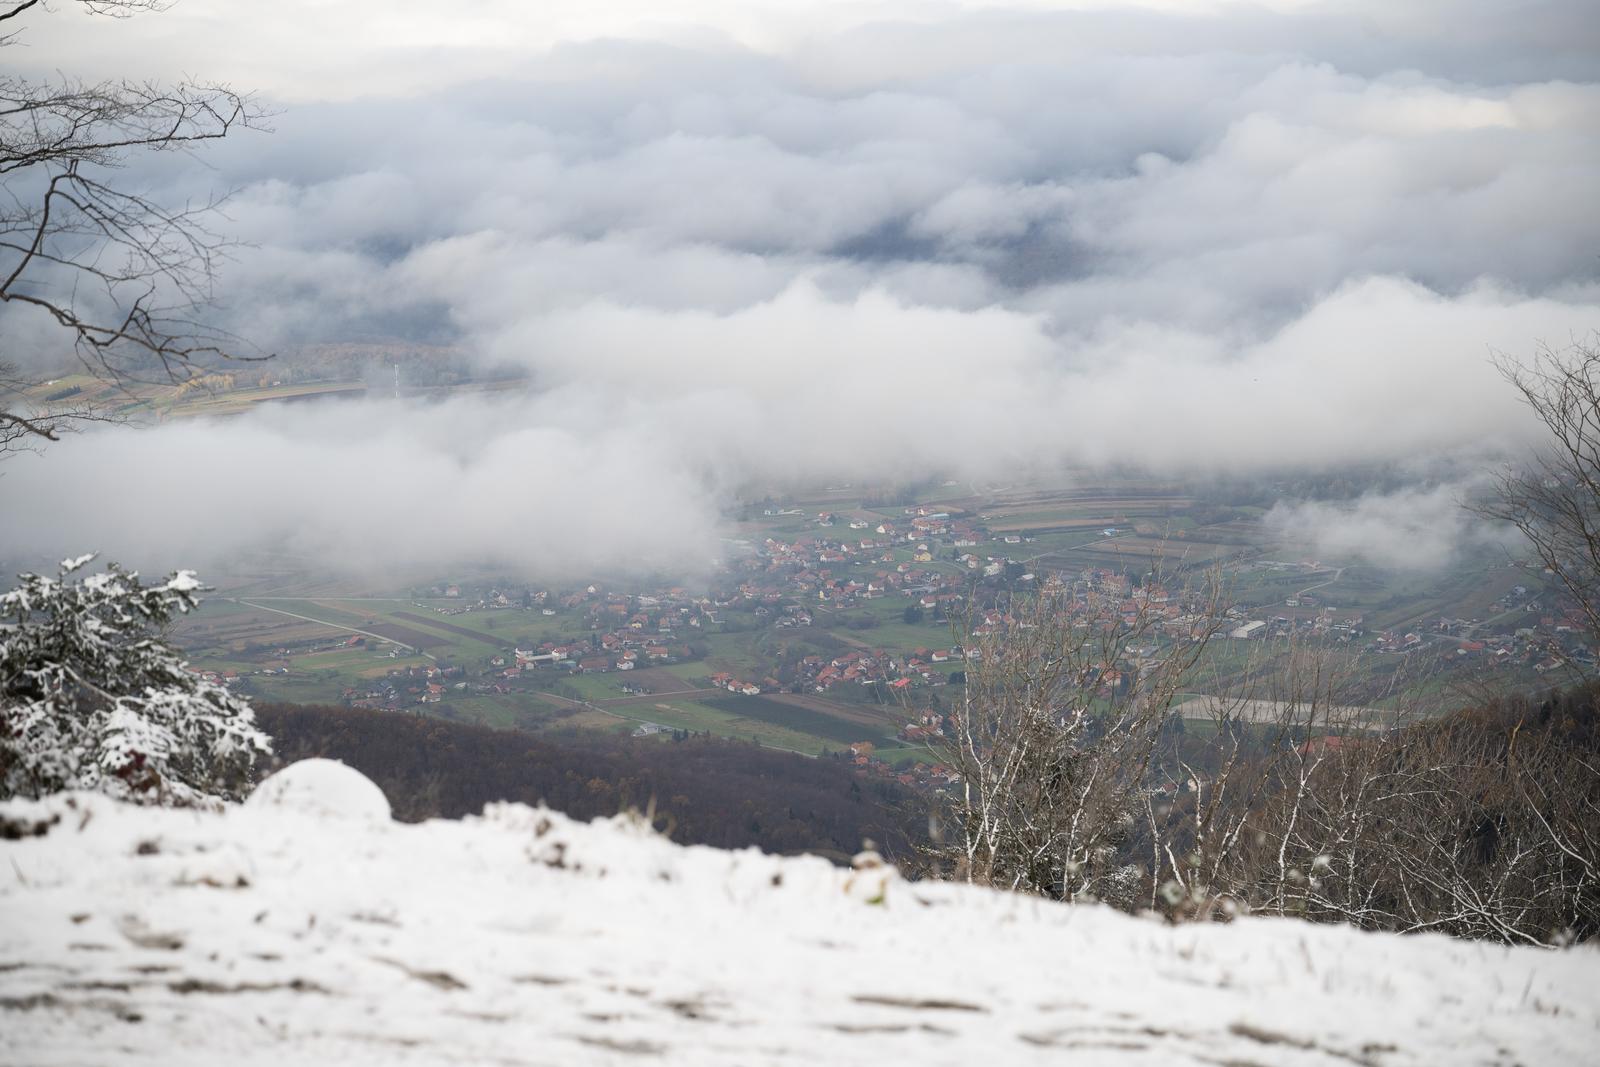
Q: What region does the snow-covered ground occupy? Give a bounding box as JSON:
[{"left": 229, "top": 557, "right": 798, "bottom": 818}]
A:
[{"left": 3, "top": 760, "right": 1596, "bottom": 1066}]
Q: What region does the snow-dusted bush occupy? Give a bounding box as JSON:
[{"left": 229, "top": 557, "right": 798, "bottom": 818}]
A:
[{"left": 0, "top": 555, "right": 271, "bottom": 805}]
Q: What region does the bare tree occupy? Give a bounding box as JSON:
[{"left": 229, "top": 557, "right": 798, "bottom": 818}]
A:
[
  {"left": 1150, "top": 648, "right": 1600, "bottom": 945},
  {"left": 935, "top": 564, "right": 1600, "bottom": 944},
  {"left": 1253, "top": 693, "right": 1598, "bottom": 944},
  {"left": 0, "top": 356, "right": 117, "bottom": 456},
  {"left": 0, "top": 0, "right": 265, "bottom": 448},
  {"left": 930, "top": 564, "right": 1227, "bottom": 905},
  {"left": 1134, "top": 631, "right": 1411, "bottom": 923},
  {"left": 1473, "top": 336, "right": 1600, "bottom": 650}
]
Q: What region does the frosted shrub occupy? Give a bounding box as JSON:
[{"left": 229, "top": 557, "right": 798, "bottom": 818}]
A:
[{"left": 0, "top": 555, "right": 271, "bottom": 805}]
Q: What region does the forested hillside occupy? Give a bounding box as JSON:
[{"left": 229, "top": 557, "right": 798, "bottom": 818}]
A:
[{"left": 253, "top": 703, "right": 921, "bottom": 861}]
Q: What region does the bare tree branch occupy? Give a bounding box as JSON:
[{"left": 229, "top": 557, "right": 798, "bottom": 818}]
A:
[
  {"left": 1471, "top": 337, "right": 1600, "bottom": 654},
  {"left": 0, "top": 0, "right": 267, "bottom": 450}
]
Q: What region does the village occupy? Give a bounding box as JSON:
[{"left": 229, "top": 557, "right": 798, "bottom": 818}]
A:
[{"left": 180, "top": 485, "right": 1594, "bottom": 796}]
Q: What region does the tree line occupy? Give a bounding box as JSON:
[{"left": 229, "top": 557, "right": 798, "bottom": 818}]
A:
[{"left": 252, "top": 703, "right": 921, "bottom": 862}]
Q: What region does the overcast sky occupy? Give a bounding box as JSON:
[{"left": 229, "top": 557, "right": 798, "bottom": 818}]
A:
[{"left": 2, "top": 0, "right": 1597, "bottom": 577}]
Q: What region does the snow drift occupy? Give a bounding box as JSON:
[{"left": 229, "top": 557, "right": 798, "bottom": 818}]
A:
[{"left": 2, "top": 761, "right": 1596, "bottom": 1065}]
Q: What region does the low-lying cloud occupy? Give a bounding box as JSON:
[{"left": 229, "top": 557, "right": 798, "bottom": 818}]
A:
[
  {"left": 4, "top": 279, "right": 1583, "bottom": 576},
  {"left": 2, "top": 1, "right": 1598, "bottom": 576},
  {"left": 1264, "top": 483, "right": 1511, "bottom": 572},
  {"left": 1, "top": 398, "right": 721, "bottom": 580}
]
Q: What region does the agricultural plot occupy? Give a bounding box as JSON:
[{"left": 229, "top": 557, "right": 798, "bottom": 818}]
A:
[
  {"left": 872, "top": 741, "right": 944, "bottom": 766},
  {"left": 437, "top": 694, "right": 579, "bottom": 731},
  {"left": 707, "top": 694, "right": 892, "bottom": 746},
  {"left": 1196, "top": 520, "right": 1271, "bottom": 546},
  {"left": 763, "top": 692, "right": 910, "bottom": 731},
  {"left": 306, "top": 604, "right": 510, "bottom": 661},
  {"left": 361, "top": 621, "right": 452, "bottom": 649},
  {"left": 557, "top": 673, "right": 629, "bottom": 702},
  {"left": 820, "top": 598, "right": 961, "bottom": 651},
  {"left": 634, "top": 701, "right": 826, "bottom": 753},
  {"left": 162, "top": 380, "right": 369, "bottom": 419},
  {"left": 176, "top": 607, "right": 338, "bottom": 656},
  {"left": 661, "top": 660, "right": 716, "bottom": 685},
  {"left": 574, "top": 697, "right": 843, "bottom": 756},
  {"left": 389, "top": 611, "right": 500, "bottom": 641},
  {"left": 980, "top": 494, "right": 1190, "bottom": 532},
  {"left": 290, "top": 648, "right": 407, "bottom": 675},
  {"left": 617, "top": 667, "right": 700, "bottom": 694},
  {"left": 239, "top": 673, "right": 353, "bottom": 705},
  {"left": 257, "top": 599, "right": 375, "bottom": 628},
  {"left": 986, "top": 515, "right": 1160, "bottom": 535},
  {"left": 534, "top": 663, "right": 902, "bottom": 755},
  {"left": 695, "top": 631, "right": 774, "bottom": 679},
  {"left": 1171, "top": 696, "right": 1396, "bottom": 731},
  {"left": 385, "top": 608, "right": 578, "bottom": 649}
]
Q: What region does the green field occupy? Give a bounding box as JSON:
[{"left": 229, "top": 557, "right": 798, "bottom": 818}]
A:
[
  {"left": 706, "top": 694, "right": 892, "bottom": 746},
  {"left": 634, "top": 700, "right": 826, "bottom": 753},
  {"left": 558, "top": 673, "right": 629, "bottom": 701},
  {"left": 591, "top": 694, "right": 879, "bottom": 756}
]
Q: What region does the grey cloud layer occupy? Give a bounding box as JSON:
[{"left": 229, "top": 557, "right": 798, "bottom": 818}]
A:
[
  {"left": 4, "top": 1, "right": 1598, "bottom": 574},
  {"left": 1, "top": 398, "right": 721, "bottom": 579},
  {"left": 1264, "top": 482, "right": 1511, "bottom": 572}
]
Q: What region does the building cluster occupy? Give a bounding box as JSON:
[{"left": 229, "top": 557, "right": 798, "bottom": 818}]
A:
[
  {"left": 837, "top": 740, "right": 963, "bottom": 792},
  {"left": 294, "top": 507, "right": 1600, "bottom": 747},
  {"left": 1389, "top": 595, "right": 1594, "bottom": 674}
]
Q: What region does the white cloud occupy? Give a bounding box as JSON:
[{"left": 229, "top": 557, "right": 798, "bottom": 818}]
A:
[
  {"left": 0, "top": 398, "right": 720, "bottom": 579},
  {"left": 1264, "top": 483, "right": 1510, "bottom": 571},
  {"left": 2, "top": 0, "right": 1597, "bottom": 576}
]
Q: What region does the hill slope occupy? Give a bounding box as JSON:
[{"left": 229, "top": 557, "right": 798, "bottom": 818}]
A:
[{"left": 2, "top": 761, "right": 1596, "bottom": 1065}]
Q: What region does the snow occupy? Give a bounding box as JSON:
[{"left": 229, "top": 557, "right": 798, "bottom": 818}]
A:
[
  {"left": 3, "top": 769, "right": 1597, "bottom": 1066},
  {"left": 160, "top": 571, "right": 204, "bottom": 596},
  {"left": 245, "top": 759, "right": 392, "bottom": 822},
  {"left": 1, "top": 558, "right": 270, "bottom": 805}
]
